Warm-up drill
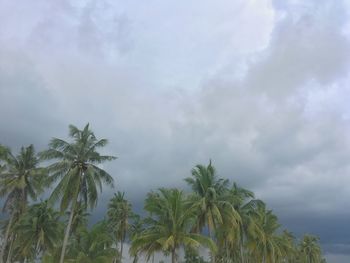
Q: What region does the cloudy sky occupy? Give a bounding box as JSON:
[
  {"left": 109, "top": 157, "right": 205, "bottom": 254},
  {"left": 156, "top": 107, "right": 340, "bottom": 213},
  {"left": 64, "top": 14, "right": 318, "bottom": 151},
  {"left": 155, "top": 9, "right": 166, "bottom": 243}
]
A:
[{"left": 1, "top": 0, "right": 350, "bottom": 261}]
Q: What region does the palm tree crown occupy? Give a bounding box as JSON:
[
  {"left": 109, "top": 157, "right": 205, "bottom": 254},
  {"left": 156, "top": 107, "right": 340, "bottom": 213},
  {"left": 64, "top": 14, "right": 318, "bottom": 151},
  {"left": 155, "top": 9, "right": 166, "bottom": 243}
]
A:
[
  {"left": 131, "top": 188, "right": 216, "bottom": 263},
  {"left": 14, "top": 201, "right": 62, "bottom": 261},
  {"left": 67, "top": 220, "right": 116, "bottom": 263},
  {"left": 184, "top": 160, "right": 230, "bottom": 235},
  {"left": 0, "top": 144, "right": 45, "bottom": 214},
  {"left": 40, "top": 123, "right": 116, "bottom": 263},
  {"left": 40, "top": 124, "right": 116, "bottom": 210},
  {"left": 107, "top": 191, "right": 132, "bottom": 263},
  {"left": 0, "top": 144, "right": 46, "bottom": 263},
  {"left": 299, "top": 235, "right": 323, "bottom": 263}
]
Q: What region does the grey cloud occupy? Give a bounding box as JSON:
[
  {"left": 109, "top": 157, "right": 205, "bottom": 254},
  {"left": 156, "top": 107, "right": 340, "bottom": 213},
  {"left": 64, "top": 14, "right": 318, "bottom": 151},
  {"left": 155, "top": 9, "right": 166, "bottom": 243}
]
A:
[
  {"left": 0, "top": 0, "right": 132, "bottom": 58},
  {"left": 1, "top": 0, "right": 350, "bottom": 261},
  {"left": 77, "top": 0, "right": 132, "bottom": 56},
  {"left": 324, "top": 254, "right": 350, "bottom": 263},
  {"left": 247, "top": 0, "right": 350, "bottom": 97},
  {"left": 0, "top": 49, "right": 63, "bottom": 150}
]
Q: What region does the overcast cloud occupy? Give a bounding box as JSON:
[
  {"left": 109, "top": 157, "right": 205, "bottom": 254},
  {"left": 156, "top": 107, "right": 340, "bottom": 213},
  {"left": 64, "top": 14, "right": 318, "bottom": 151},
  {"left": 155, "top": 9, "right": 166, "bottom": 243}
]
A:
[{"left": 1, "top": 0, "right": 350, "bottom": 261}]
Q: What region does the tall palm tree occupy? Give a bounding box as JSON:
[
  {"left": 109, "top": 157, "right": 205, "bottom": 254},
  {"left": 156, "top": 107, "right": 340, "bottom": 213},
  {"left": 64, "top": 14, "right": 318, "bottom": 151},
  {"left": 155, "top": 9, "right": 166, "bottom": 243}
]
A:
[
  {"left": 216, "top": 183, "right": 256, "bottom": 263},
  {"left": 246, "top": 203, "right": 284, "bottom": 263},
  {"left": 13, "top": 201, "right": 63, "bottom": 262},
  {"left": 0, "top": 144, "right": 46, "bottom": 263},
  {"left": 40, "top": 124, "right": 116, "bottom": 263},
  {"left": 230, "top": 183, "right": 254, "bottom": 262},
  {"left": 280, "top": 230, "right": 297, "bottom": 263},
  {"left": 67, "top": 220, "right": 117, "bottom": 263},
  {"left": 299, "top": 235, "right": 322, "bottom": 263},
  {"left": 107, "top": 191, "right": 132, "bottom": 263},
  {"left": 184, "top": 161, "right": 230, "bottom": 236},
  {"left": 129, "top": 214, "right": 145, "bottom": 263},
  {"left": 185, "top": 161, "right": 240, "bottom": 263},
  {"left": 130, "top": 188, "right": 217, "bottom": 263}
]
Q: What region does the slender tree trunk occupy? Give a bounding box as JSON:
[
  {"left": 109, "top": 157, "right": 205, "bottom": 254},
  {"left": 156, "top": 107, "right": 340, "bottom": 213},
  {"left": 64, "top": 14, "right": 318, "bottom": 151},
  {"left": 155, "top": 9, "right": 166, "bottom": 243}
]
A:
[
  {"left": 35, "top": 238, "right": 41, "bottom": 261},
  {"left": 0, "top": 214, "right": 13, "bottom": 263},
  {"left": 225, "top": 241, "right": 229, "bottom": 263},
  {"left": 240, "top": 242, "right": 244, "bottom": 263},
  {"left": 240, "top": 226, "right": 245, "bottom": 263},
  {"left": 208, "top": 225, "right": 215, "bottom": 263},
  {"left": 59, "top": 196, "right": 78, "bottom": 263},
  {"left": 120, "top": 239, "right": 124, "bottom": 262},
  {"left": 5, "top": 235, "right": 14, "bottom": 263},
  {"left": 171, "top": 248, "right": 177, "bottom": 263},
  {"left": 114, "top": 241, "right": 119, "bottom": 263}
]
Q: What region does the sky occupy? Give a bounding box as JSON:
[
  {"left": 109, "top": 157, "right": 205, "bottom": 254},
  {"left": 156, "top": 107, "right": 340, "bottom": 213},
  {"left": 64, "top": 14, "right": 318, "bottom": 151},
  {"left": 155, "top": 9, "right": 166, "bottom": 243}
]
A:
[{"left": 0, "top": 0, "right": 350, "bottom": 262}]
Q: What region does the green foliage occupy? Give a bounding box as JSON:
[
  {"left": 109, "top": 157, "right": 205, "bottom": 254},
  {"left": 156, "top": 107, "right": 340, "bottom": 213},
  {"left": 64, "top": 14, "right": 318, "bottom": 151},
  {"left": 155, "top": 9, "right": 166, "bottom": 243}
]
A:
[
  {"left": 12, "top": 201, "right": 63, "bottom": 261},
  {"left": 185, "top": 161, "right": 231, "bottom": 235},
  {"left": 65, "top": 220, "right": 117, "bottom": 263},
  {"left": 39, "top": 124, "right": 116, "bottom": 263},
  {"left": 0, "top": 127, "right": 328, "bottom": 263},
  {"left": 70, "top": 202, "right": 90, "bottom": 236},
  {"left": 0, "top": 144, "right": 47, "bottom": 263},
  {"left": 40, "top": 124, "right": 116, "bottom": 211},
  {"left": 298, "top": 234, "right": 324, "bottom": 263},
  {"left": 128, "top": 214, "right": 145, "bottom": 263},
  {"left": 130, "top": 188, "right": 216, "bottom": 263},
  {"left": 0, "top": 144, "right": 46, "bottom": 213},
  {"left": 107, "top": 191, "right": 133, "bottom": 262},
  {"left": 183, "top": 247, "right": 209, "bottom": 263}
]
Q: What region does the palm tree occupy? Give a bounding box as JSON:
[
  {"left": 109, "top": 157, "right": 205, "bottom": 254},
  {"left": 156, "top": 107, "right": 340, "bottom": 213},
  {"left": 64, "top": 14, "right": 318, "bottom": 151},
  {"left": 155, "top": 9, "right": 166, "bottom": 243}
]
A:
[
  {"left": 184, "top": 161, "right": 230, "bottom": 237},
  {"left": 13, "top": 201, "right": 63, "bottom": 262},
  {"left": 246, "top": 203, "right": 285, "bottom": 263},
  {"left": 229, "top": 183, "right": 255, "bottom": 262},
  {"left": 185, "top": 161, "right": 240, "bottom": 263},
  {"left": 215, "top": 183, "right": 256, "bottom": 262},
  {"left": 0, "top": 144, "right": 46, "bottom": 263},
  {"left": 107, "top": 191, "right": 132, "bottom": 263},
  {"left": 280, "top": 230, "right": 297, "bottom": 262},
  {"left": 129, "top": 214, "right": 145, "bottom": 263},
  {"left": 130, "top": 188, "right": 217, "bottom": 263},
  {"left": 299, "top": 235, "right": 322, "bottom": 263},
  {"left": 67, "top": 220, "right": 117, "bottom": 263},
  {"left": 40, "top": 124, "right": 116, "bottom": 263}
]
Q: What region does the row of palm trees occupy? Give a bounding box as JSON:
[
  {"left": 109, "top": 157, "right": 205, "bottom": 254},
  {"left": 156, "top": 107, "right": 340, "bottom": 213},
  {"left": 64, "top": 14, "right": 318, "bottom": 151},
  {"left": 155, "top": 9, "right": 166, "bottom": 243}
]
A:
[{"left": 0, "top": 124, "right": 326, "bottom": 263}]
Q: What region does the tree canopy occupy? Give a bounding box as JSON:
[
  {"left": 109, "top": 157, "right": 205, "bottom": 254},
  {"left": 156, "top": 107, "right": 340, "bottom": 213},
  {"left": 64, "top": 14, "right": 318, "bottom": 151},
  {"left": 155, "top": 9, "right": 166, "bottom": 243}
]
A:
[{"left": 0, "top": 125, "right": 327, "bottom": 263}]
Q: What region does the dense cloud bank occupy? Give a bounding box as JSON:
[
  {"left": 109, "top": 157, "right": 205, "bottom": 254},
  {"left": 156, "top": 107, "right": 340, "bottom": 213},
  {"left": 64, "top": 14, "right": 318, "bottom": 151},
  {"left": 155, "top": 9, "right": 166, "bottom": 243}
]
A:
[{"left": 1, "top": 0, "right": 350, "bottom": 261}]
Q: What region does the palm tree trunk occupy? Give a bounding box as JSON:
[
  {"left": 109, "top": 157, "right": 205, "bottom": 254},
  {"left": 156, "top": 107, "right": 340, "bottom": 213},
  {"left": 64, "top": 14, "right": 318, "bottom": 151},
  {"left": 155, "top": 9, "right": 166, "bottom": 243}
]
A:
[
  {"left": 59, "top": 196, "right": 78, "bottom": 263},
  {"left": 171, "top": 248, "right": 177, "bottom": 263},
  {"left": 0, "top": 214, "right": 13, "bottom": 263},
  {"left": 114, "top": 241, "right": 119, "bottom": 263},
  {"left": 5, "top": 235, "right": 14, "bottom": 263},
  {"left": 35, "top": 238, "right": 41, "bottom": 260},
  {"left": 225, "top": 241, "right": 229, "bottom": 262},
  {"left": 240, "top": 242, "right": 244, "bottom": 263},
  {"left": 120, "top": 239, "right": 124, "bottom": 262},
  {"left": 208, "top": 225, "right": 215, "bottom": 263},
  {"left": 240, "top": 227, "right": 245, "bottom": 263}
]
